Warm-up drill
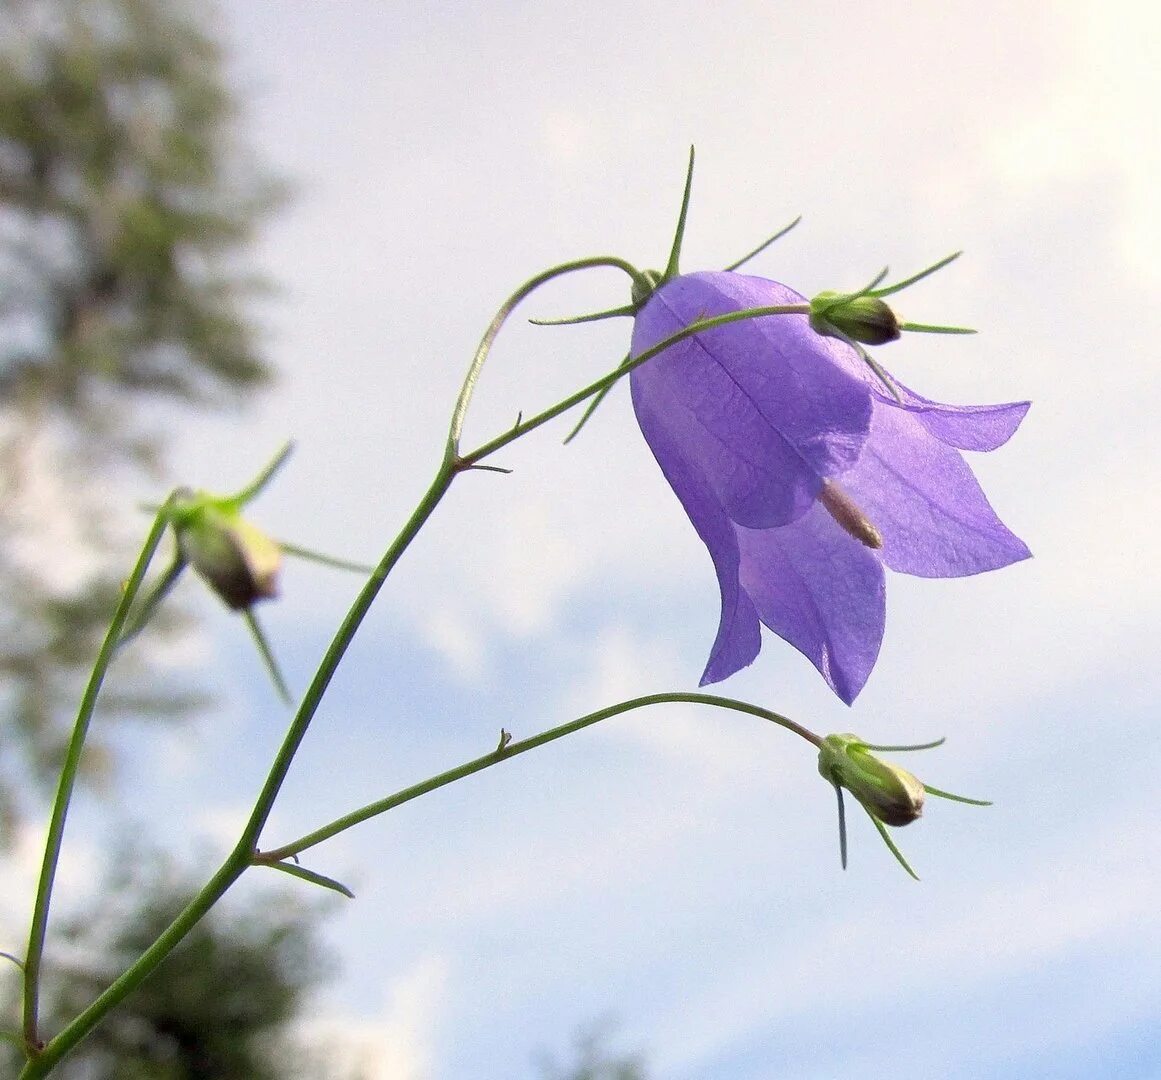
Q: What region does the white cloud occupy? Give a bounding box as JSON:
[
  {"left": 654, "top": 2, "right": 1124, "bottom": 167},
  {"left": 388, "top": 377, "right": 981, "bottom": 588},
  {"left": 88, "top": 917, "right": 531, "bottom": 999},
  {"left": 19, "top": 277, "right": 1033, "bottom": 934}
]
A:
[
  {"left": 0, "top": 823, "right": 99, "bottom": 940},
  {"left": 981, "top": 2, "right": 1161, "bottom": 282},
  {"left": 650, "top": 806, "right": 1161, "bottom": 1077},
  {"left": 306, "top": 954, "right": 448, "bottom": 1080},
  {"left": 420, "top": 608, "right": 486, "bottom": 680}
]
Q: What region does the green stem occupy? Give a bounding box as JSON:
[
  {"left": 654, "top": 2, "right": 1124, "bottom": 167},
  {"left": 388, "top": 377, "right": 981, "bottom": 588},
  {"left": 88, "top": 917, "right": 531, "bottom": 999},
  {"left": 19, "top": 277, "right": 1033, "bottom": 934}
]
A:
[
  {"left": 239, "top": 460, "right": 458, "bottom": 848},
  {"left": 18, "top": 255, "right": 650, "bottom": 1075},
  {"left": 256, "top": 692, "right": 821, "bottom": 862},
  {"left": 461, "top": 302, "right": 810, "bottom": 465},
  {"left": 19, "top": 859, "right": 245, "bottom": 1077},
  {"left": 21, "top": 502, "right": 173, "bottom": 1056},
  {"left": 18, "top": 463, "right": 459, "bottom": 1077},
  {"left": 448, "top": 255, "right": 646, "bottom": 450},
  {"left": 116, "top": 554, "right": 185, "bottom": 648},
  {"left": 17, "top": 273, "right": 814, "bottom": 1076}
]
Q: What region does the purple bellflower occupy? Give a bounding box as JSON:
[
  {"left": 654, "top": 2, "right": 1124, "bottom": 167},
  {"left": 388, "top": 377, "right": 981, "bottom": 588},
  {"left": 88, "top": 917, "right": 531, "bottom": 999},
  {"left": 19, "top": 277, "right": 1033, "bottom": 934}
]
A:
[{"left": 629, "top": 270, "right": 1030, "bottom": 704}]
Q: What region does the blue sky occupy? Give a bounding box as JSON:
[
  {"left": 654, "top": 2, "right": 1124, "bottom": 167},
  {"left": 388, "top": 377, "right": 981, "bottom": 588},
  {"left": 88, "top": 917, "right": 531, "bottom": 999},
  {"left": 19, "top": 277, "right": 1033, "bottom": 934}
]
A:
[{"left": 5, "top": 0, "right": 1161, "bottom": 1077}]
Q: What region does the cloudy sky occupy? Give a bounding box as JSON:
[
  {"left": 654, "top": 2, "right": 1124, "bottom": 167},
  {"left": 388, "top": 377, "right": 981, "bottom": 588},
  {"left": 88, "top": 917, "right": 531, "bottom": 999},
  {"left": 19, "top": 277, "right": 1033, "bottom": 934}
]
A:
[{"left": 10, "top": 1, "right": 1161, "bottom": 1077}]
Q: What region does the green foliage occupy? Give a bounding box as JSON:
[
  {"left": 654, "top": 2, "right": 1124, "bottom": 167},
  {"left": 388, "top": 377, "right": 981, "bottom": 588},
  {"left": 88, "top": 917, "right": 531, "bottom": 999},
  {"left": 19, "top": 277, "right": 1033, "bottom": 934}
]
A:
[
  {"left": 0, "top": 0, "right": 280, "bottom": 841},
  {"left": 0, "top": 0, "right": 280, "bottom": 419}
]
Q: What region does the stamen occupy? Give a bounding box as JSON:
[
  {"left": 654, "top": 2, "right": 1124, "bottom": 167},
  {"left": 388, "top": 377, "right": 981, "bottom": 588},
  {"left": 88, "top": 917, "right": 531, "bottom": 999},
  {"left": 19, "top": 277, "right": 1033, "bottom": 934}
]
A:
[{"left": 819, "top": 480, "right": 883, "bottom": 549}]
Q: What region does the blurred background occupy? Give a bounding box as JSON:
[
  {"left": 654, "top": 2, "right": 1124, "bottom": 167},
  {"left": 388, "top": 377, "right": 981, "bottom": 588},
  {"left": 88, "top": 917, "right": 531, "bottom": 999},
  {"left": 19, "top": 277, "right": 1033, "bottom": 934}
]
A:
[{"left": 1, "top": 0, "right": 1158, "bottom": 1077}]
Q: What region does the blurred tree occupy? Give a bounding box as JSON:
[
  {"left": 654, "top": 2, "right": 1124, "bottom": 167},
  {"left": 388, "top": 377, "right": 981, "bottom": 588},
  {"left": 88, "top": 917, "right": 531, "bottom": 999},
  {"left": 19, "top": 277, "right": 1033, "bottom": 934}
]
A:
[
  {"left": 0, "top": 0, "right": 282, "bottom": 841},
  {"left": 0, "top": 856, "right": 353, "bottom": 1079},
  {"left": 538, "top": 1022, "right": 650, "bottom": 1080}
]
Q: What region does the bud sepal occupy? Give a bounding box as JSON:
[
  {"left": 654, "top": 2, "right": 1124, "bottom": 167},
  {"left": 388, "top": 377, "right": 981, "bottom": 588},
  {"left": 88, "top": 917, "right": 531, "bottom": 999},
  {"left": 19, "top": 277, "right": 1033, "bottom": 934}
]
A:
[{"left": 818, "top": 732, "right": 991, "bottom": 879}]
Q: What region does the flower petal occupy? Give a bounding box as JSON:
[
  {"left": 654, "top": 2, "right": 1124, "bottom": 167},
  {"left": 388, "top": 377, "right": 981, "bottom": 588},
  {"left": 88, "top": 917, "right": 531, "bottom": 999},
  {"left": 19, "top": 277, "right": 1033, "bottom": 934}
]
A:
[
  {"left": 844, "top": 400, "right": 1031, "bottom": 577},
  {"left": 630, "top": 372, "right": 761, "bottom": 683},
  {"left": 735, "top": 507, "right": 886, "bottom": 705},
  {"left": 877, "top": 379, "right": 1030, "bottom": 451},
  {"left": 631, "top": 272, "right": 872, "bottom": 528}
]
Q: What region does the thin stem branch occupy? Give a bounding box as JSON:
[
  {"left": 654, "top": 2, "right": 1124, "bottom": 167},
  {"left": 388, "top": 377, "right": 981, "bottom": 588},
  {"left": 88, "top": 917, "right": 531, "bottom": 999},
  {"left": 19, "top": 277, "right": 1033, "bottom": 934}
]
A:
[
  {"left": 236, "top": 460, "right": 457, "bottom": 853},
  {"left": 448, "top": 256, "right": 645, "bottom": 450},
  {"left": 256, "top": 692, "right": 821, "bottom": 862},
  {"left": 17, "top": 257, "right": 652, "bottom": 1075},
  {"left": 21, "top": 501, "right": 173, "bottom": 1055},
  {"left": 19, "top": 860, "right": 245, "bottom": 1077},
  {"left": 461, "top": 302, "right": 810, "bottom": 465},
  {"left": 18, "top": 270, "right": 813, "bottom": 1076},
  {"left": 19, "top": 463, "right": 459, "bottom": 1076}
]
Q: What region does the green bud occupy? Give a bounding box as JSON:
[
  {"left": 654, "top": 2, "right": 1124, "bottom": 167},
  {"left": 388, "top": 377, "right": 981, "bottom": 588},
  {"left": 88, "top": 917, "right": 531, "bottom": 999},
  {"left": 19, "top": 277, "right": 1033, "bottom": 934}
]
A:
[
  {"left": 818, "top": 733, "right": 925, "bottom": 827},
  {"left": 172, "top": 490, "right": 282, "bottom": 611},
  {"left": 631, "top": 268, "right": 665, "bottom": 308},
  {"left": 809, "top": 292, "right": 902, "bottom": 346}
]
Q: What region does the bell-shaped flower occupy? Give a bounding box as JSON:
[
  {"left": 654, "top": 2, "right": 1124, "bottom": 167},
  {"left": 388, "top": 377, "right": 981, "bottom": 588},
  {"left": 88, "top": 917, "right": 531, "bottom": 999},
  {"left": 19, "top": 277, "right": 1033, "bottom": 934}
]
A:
[{"left": 630, "top": 270, "right": 1030, "bottom": 703}]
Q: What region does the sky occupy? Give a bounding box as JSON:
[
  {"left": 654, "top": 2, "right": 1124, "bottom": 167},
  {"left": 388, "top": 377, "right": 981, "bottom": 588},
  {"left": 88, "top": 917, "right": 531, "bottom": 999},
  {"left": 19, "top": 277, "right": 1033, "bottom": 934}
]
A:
[{"left": 6, "top": 0, "right": 1161, "bottom": 1078}]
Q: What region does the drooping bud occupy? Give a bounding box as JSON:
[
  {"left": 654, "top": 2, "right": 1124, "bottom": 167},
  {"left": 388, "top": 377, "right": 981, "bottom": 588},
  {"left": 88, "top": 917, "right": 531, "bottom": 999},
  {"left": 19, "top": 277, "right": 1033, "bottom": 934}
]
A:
[
  {"left": 172, "top": 490, "right": 282, "bottom": 610},
  {"left": 809, "top": 291, "right": 902, "bottom": 346},
  {"left": 818, "top": 733, "right": 925, "bottom": 827}
]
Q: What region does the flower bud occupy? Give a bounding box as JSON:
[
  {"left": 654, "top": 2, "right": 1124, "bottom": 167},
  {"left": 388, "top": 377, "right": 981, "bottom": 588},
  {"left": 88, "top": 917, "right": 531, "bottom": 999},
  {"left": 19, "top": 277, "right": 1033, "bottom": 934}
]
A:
[
  {"left": 631, "top": 268, "right": 665, "bottom": 309},
  {"left": 809, "top": 291, "right": 902, "bottom": 346},
  {"left": 173, "top": 492, "right": 282, "bottom": 610},
  {"left": 818, "top": 733, "right": 925, "bottom": 827}
]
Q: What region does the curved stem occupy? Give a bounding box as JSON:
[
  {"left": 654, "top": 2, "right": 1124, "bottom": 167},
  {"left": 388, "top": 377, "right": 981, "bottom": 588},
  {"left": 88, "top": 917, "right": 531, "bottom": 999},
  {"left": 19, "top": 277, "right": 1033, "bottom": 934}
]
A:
[
  {"left": 461, "top": 302, "right": 809, "bottom": 465},
  {"left": 448, "top": 256, "right": 645, "bottom": 451},
  {"left": 256, "top": 692, "right": 821, "bottom": 862},
  {"left": 22, "top": 501, "right": 173, "bottom": 1055}
]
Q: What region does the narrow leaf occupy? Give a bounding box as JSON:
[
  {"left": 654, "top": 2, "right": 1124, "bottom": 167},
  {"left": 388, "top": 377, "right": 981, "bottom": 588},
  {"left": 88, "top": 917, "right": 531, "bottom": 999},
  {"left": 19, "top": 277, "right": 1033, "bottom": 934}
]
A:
[
  {"left": 260, "top": 860, "right": 355, "bottom": 899},
  {"left": 866, "top": 809, "right": 920, "bottom": 881},
  {"left": 244, "top": 610, "right": 291, "bottom": 705}
]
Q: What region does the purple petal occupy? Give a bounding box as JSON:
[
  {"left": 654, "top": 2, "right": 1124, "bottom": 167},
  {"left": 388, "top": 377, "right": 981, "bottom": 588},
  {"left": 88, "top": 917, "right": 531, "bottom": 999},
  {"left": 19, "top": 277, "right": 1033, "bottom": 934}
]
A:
[
  {"left": 631, "top": 272, "right": 872, "bottom": 529},
  {"left": 631, "top": 371, "right": 761, "bottom": 683},
  {"left": 843, "top": 400, "right": 1031, "bottom": 577},
  {"left": 878, "top": 379, "right": 1030, "bottom": 451},
  {"left": 735, "top": 507, "right": 886, "bottom": 705},
  {"left": 633, "top": 362, "right": 884, "bottom": 703}
]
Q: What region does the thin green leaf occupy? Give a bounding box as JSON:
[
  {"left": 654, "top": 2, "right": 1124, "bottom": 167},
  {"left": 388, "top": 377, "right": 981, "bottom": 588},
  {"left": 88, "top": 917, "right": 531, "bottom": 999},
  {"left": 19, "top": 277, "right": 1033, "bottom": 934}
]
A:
[
  {"left": 866, "top": 809, "right": 920, "bottom": 881},
  {"left": 244, "top": 610, "right": 291, "bottom": 705},
  {"left": 235, "top": 440, "right": 294, "bottom": 506},
  {"left": 118, "top": 553, "right": 186, "bottom": 647},
  {"left": 529, "top": 304, "right": 634, "bottom": 326},
  {"left": 872, "top": 251, "right": 962, "bottom": 298},
  {"left": 276, "top": 541, "right": 375, "bottom": 575},
  {"left": 855, "top": 343, "right": 903, "bottom": 403},
  {"left": 862, "top": 737, "right": 946, "bottom": 753},
  {"left": 833, "top": 781, "right": 849, "bottom": 870},
  {"left": 664, "top": 146, "right": 697, "bottom": 280},
  {"left": 563, "top": 353, "right": 630, "bottom": 444},
  {"left": 898, "top": 322, "right": 976, "bottom": 335},
  {"left": 259, "top": 860, "right": 355, "bottom": 899},
  {"left": 923, "top": 784, "right": 992, "bottom": 807},
  {"left": 723, "top": 215, "right": 803, "bottom": 273}
]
